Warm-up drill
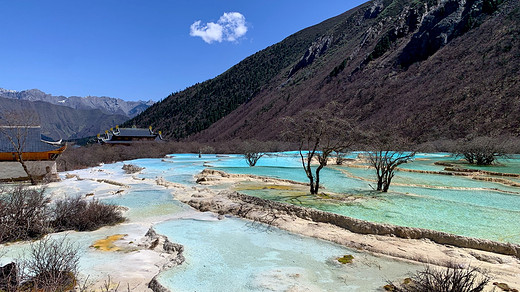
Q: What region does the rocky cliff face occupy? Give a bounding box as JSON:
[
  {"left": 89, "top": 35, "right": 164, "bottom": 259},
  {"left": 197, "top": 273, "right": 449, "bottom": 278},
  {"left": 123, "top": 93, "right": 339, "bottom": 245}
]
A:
[
  {"left": 339, "top": 0, "right": 507, "bottom": 75},
  {"left": 289, "top": 36, "right": 333, "bottom": 77},
  {"left": 394, "top": 0, "right": 503, "bottom": 68}
]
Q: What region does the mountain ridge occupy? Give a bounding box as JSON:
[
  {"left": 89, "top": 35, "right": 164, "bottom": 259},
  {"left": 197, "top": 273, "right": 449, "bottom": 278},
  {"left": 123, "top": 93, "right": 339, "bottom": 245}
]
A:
[
  {"left": 0, "top": 97, "right": 129, "bottom": 140},
  {"left": 108, "top": 0, "right": 520, "bottom": 142},
  {"left": 0, "top": 88, "right": 154, "bottom": 118}
]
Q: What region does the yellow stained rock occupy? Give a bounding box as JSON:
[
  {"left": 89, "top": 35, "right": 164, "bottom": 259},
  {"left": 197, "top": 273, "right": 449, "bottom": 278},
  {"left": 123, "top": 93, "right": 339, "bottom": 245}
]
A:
[
  {"left": 90, "top": 234, "right": 126, "bottom": 251},
  {"left": 337, "top": 254, "right": 354, "bottom": 264}
]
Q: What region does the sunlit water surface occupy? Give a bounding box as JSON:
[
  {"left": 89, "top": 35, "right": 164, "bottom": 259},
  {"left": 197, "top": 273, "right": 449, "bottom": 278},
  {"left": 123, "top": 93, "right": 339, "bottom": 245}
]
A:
[
  {"left": 0, "top": 154, "right": 420, "bottom": 291},
  {"left": 2, "top": 152, "right": 519, "bottom": 290},
  {"left": 207, "top": 152, "right": 520, "bottom": 244},
  {"left": 155, "top": 217, "right": 418, "bottom": 291}
]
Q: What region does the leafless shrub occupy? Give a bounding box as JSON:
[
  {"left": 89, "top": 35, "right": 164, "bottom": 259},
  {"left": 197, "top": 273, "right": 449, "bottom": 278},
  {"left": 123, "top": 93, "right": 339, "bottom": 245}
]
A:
[
  {"left": 52, "top": 196, "right": 125, "bottom": 232},
  {"left": 0, "top": 262, "right": 18, "bottom": 291},
  {"left": 244, "top": 204, "right": 279, "bottom": 232},
  {"left": 21, "top": 237, "right": 79, "bottom": 292},
  {"left": 100, "top": 275, "right": 121, "bottom": 292},
  {"left": 415, "top": 139, "right": 458, "bottom": 153},
  {"left": 508, "top": 136, "right": 520, "bottom": 154},
  {"left": 77, "top": 274, "right": 137, "bottom": 292},
  {"left": 235, "top": 203, "right": 253, "bottom": 218},
  {"left": 199, "top": 145, "right": 216, "bottom": 154},
  {"left": 244, "top": 152, "right": 265, "bottom": 166},
  {"left": 0, "top": 185, "right": 125, "bottom": 245},
  {"left": 388, "top": 264, "right": 489, "bottom": 292},
  {"left": 334, "top": 150, "right": 347, "bottom": 165},
  {"left": 76, "top": 275, "right": 92, "bottom": 292},
  {"left": 57, "top": 143, "right": 171, "bottom": 171},
  {"left": 0, "top": 185, "right": 50, "bottom": 243}
]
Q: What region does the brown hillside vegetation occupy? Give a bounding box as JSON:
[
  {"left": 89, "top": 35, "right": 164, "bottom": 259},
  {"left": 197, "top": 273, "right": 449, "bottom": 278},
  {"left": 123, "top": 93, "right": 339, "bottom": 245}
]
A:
[{"left": 129, "top": 0, "right": 520, "bottom": 143}]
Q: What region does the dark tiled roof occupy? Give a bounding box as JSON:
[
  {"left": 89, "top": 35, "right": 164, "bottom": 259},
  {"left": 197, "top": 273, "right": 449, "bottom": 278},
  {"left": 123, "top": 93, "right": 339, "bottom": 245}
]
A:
[
  {"left": 114, "top": 128, "right": 156, "bottom": 137},
  {"left": 0, "top": 126, "right": 61, "bottom": 152}
]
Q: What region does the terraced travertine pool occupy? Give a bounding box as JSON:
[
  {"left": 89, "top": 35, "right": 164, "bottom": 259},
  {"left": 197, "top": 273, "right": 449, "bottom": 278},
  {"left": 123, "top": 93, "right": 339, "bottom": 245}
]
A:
[
  {"left": 206, "top": 152, "right": 520, "bottom": 244},
  {"left": 154, "top": 217, "right": 419, "bottom": 291},
  {"left": 1, "top": 152, "right": 518, "bottom": 290},
  {"left": 0, "top": 154, "right": 421, "bottom": 291},
  {"left": 130, "top": 152, "right": 520, "bottom": 243}
]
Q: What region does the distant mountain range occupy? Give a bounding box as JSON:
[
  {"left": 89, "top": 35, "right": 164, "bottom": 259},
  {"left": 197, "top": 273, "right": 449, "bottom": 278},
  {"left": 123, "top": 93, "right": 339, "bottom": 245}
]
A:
[
  {"left": 0, "top": 88, "right": 154, "bottom": 118},
  {"left": 0, "top": 88, "right": 154, "bottom": 140},
  {"left": 126, "top": 0, "right": 519, "bottom": 143}
]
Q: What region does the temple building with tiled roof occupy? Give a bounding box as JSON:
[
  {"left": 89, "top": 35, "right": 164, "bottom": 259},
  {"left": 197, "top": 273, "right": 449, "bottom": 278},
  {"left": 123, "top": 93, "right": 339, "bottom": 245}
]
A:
[
  {"left": 0, "top": 125, "right": 66, "bottom": 182},
  {"left": 98, "top": 125, "right": 162, "bottom": 145},
  {"left": 0, "top": 126, "right": 66, "bottom": 161}
]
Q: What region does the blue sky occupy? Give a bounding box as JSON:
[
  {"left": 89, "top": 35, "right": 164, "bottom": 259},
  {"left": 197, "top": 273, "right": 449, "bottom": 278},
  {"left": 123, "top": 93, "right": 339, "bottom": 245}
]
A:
[{"left": 0, "top": 0, "right": 366, "bottom": 101}]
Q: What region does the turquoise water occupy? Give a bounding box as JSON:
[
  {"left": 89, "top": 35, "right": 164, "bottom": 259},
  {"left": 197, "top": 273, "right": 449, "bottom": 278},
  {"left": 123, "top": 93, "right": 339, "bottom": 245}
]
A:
[
  {"left": 208, "top": 152, "right": 520, "bottom": 244},
  {"left": 155, "top": 217, "right": 418, "bottom": 291},
  {"left": 463, "top": 155, "right": 520, "bottom": 174},
  {"left": 404, "top": 154, "right": 520, "bottom": 174},
  {"left": 127, "top": 155, "right": 216, "bottom": 185},
  {"left": 105, "top": 184, "right": 191, "bottom": 222},
  {"left": 91, "top": 156, "right": 427, "bottom": 290},
  {"left": 121, "top": 154, "right": 520, "bottom": 243},
  {"left": 3, "top": 151, "right": 519, "bottom": 290},
  {"left": 2, "top": 156, "right": 422, "bottom": 290},
  {"left": 344, "top": 166, "right": 520, "bottom": 191}
]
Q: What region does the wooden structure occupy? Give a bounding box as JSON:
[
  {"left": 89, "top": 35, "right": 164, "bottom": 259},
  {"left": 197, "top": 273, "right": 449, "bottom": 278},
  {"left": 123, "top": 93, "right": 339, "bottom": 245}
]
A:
[
  {"left": 0, "top": 126, "right": 66, "bottom": 161},
  {"left": 0, "top": 125, "right": 65, "bottom": 182},
  {"left": 98, "top": 125, "right": 162, "bottom": 145}
]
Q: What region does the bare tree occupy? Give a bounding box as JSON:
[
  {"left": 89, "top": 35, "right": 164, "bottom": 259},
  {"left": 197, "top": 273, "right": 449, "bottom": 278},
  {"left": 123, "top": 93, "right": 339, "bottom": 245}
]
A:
[
  {"left": 0, "top": 109, "right": 40, "bottom": 185},
  {"left": 241, "top": 140, "right": 265, "bottom": 167},
  {"left": 366, "top": 134, "right": 415, "bottom": 192},
  {"left": 244, "top": 152, "right": 265, "bottom": 167},
  {"left": 455, "top": 136, "right": 507, "bottom": 165},
  {"left": 0, "top": 262, "right": 18, "bottom": 292},
  {"left": 283, "top": 104, "right": 354, "bottom": 194},
  {"left": 334, "top": 150, "right": 347, "bottom": 165},
  {"left": 367, "top": 150, "right": 414, "bottom": 192}
]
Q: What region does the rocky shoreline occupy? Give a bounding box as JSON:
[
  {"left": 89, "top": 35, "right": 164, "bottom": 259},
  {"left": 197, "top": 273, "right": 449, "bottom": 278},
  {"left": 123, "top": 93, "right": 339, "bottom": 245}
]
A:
[
  {"left": 157, "top": 169, "right": 520, "bottom": 289},
  {"left": 7, "top": 163, "right": 516, "bottom": 291},
  {"left": 142, "top": 228, "right": 184, "bottom": 292}
]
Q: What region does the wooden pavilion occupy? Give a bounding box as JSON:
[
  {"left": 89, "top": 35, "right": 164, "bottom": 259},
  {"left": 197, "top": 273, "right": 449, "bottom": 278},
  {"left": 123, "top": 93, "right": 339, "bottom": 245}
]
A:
[{"left": 97, "top": 125, "right": 162, "bottom": 145}]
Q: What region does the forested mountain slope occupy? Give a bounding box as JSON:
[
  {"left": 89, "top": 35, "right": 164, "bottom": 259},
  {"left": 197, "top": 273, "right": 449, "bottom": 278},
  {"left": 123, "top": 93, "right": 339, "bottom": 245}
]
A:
[{"left": 128, "top": 0, "right": 519, "bottom": 143}]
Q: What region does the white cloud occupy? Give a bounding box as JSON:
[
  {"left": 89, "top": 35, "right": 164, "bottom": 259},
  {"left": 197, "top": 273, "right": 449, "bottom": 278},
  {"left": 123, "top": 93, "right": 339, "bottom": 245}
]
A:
[
  {"left": 190, "top": 20, "right": 223, "bottom": 44},
  {"left": 190, "top": 12, "right": 248, "bottom": 44}
]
